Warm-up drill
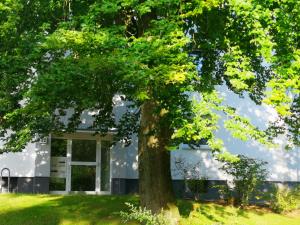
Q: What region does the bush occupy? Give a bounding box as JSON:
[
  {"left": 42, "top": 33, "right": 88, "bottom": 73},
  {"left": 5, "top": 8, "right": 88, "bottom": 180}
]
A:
[
  {"left": 120, "top": 203, "right": 168, "bottom": 225},
  {"left": 186, "top": 177, "right": 209, "bottom": 200},
  {"left": 269, "top": 185, "right": 300, "bottom": 213},
  {"left": 173, "top": 156, "right": 209, "bottom": 200},
  {"left": 215, "top": 183, "right": 234, "bottom": 205},
  {"left": 217, "top": 155, "right": 268, "bottom": 207}
]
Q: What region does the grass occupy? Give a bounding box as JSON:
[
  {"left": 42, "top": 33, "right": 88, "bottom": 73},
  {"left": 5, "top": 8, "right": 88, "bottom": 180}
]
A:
[
  {"left": 178, "top": 201, "right": 300, "bottom": 225},
  {"left": 0, "top": 194, "right": 138, "bottom": 225},
  {"left": 0, "top": 194, "right": 299, "bottom": 225}
]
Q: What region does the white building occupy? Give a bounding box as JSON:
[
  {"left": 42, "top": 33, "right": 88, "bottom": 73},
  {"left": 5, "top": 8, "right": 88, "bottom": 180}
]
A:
[{"left": 0, "top": 87, "right": 299, "bottom": 195}]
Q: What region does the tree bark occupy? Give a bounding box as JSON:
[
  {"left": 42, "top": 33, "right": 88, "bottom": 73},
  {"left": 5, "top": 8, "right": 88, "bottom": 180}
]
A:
[{"left": 138, "top": 100, "right": 178, "bottom": 216}]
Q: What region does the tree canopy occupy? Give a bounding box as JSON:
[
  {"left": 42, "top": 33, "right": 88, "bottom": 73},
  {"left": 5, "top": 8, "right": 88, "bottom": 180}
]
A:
[{"left": 1, "top": 0, "right": 299, "bottom": 152}]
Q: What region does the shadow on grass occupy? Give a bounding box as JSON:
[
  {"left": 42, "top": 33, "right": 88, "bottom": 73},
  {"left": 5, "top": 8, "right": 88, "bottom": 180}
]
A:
[
  {"left": 1, "top": 195, "right": 282, "bottom": 225},
  {"left": 0, "top": 194, "right": 138, "bottom": 225},
  {"left": 177, "top": 200, "right": 254, "bottom": 222},
  {"left": 177, "top": 200, "right": 193, "bottom": 217},
  {"left": 197, "top": 206, "right": 223, "bottom": 223}
]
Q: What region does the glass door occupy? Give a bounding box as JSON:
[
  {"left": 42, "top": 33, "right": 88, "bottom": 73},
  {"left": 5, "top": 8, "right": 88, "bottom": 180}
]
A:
[
  {"left": 50, "top": 137, "right": 111, "bottom": 194},
  {"left": 70, "top": 140, "right": 98, "bottom": 193}
]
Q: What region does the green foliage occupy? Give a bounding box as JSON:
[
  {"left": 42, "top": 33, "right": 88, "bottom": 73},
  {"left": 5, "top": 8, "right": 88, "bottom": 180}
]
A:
[
  {"left": 186, "top": 177, "right": 209, "bottom": 200},
  {"left": 217, "top": 155, "right": 268, "bottom": 207},
  {"left": 173, "top": 156, "right": 209, "bottom": 200},
  {"left": 215, "top": 182, "right": 234, "bottom": 205},
  {"left": 120, "top": 202, "right": 168, "bottom": 225},
  {"left": 2, "top": 0, "right": 298, "bottom": 153},
  {"left": 269, "top": 185, "right": 300, "bottom": 214}
]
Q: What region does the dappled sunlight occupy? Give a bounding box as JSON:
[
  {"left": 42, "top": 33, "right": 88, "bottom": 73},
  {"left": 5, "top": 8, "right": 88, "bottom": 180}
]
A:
[
  {"left": 0, "top": 194, "right": 63, "bottom": 212},
  {"left": 111, "top": 136, "right": 139, "bottom": 179},
  {"left": 179, "top": 201, "right": 300, "bottom": 225},
  {"left": 0, "top": 142, "right": 37, "bottom": 178},
  {"left": 171, "top": 149, "right": 228, "bottom": 180},
  {"left": 0, "top": 194, "right": 138, "bottom": 225},
  {"left": 214, "top": 86, "right": 300, "bottom": 182},
  {"left": 0, "top": 194, "right": 299, "bottom": 225}
]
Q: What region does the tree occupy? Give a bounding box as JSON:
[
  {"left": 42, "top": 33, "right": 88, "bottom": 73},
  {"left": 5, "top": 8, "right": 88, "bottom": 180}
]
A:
[{"left": 1, "top": 0, "right": 300, "bottom": 215}]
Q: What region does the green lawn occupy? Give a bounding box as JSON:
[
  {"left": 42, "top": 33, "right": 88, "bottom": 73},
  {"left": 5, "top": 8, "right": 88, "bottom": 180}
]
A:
[
  {"left": 0, "top": 194, "right": 138, "bottom": 225},
  {"left": 0, "top": 194, "right": 299, "bottom": 225}
]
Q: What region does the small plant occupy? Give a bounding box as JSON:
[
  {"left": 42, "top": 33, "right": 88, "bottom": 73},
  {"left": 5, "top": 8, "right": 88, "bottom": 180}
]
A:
[
  {"left": 217, "top": 154, "right": 268, "bottom": 207},
  {"left": 186, "top": 177, "right": 209, "bottom": 200},
  {"left": 173, "top": 157, "right": 209, "bottom": 200},
  {"left": 269, "top": 185, "right": 300, "bottom": 213},
  {"left": 214, "top": 182, "right": 234, "bottom": 205},
  {"left": 120, "top": 202, "right": 168, "bottom": 225}
]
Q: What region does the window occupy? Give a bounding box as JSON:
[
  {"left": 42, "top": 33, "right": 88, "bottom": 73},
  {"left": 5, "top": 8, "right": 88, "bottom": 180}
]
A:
[{"left": 181, "top": 139, "right": 209, "bottom": 150}]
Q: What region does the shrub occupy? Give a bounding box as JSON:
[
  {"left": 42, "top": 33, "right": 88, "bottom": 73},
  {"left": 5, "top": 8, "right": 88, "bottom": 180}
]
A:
[
  {"left": 173, "top": 156, "right": 209, "bottom": 200},
  {"left": 120, "top": 202, "right": 168, "bottom": 225},
  {"left": 269, "top": 185, "right": 300, "bottom": 213},
  {"left": 186, "top": 177, "right": 209, "bottom": 200},
  {"left": 215, "top": 182, "right": 234, "bottom": 205},
  {"left": 217, "top": 154, "right": 268, "bottom": 207}
]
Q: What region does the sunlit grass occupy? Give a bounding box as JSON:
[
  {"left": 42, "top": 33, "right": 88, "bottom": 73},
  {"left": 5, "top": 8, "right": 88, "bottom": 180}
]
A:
[
  {"left": 178, "top": 201, "right": 300, "bottom": 225},
  {"left": 0, "top": 194, "right": 299, "bottom": 225},
  {"left": 0, "top": 194, "right": 138, "bottom": 225}
]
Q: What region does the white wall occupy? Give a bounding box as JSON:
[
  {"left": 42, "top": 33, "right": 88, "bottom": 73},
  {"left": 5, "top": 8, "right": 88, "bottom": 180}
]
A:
[
  {"left": 111, "top": 142, "right": 129, "bottom": 178},
  {"left": 0, "top": 90, "right": 299, "bottom": 182},
  {"left": 116, "top": 86, "right": 300, "bottom": 182},
  {"left": 111, "top": 135, "right": 139, "bottom": 179},
  {"left": 0, "top": 141, "right": 37, "bottom": 177},
  {"left": 215, "top": 85, "right": 300, "bottom": 182},
  {"left": 34, "top": 141, "right": 51, "bottom": 177},
  {"left": 0, "top": 137, "right": 51, "bottom": 178},
  {"left": 119, "top": 140, "right": 300, "bottom": 182}
]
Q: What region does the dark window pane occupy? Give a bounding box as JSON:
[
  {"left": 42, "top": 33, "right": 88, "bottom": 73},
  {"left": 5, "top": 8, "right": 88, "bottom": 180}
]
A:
[
  {"left": 72, "top": 140, "right": 96, "bottom": 162},
  {"left": 51, "top": 139, "right": 67, "bottom": 157},
  {"left": 49, "top": 177, "right": 66, "bottom": 191},
  {"left": 183, "top": 139, "right": 208, "bottom": 150},
  {"left": 71, "top": 165, "right": 96, "bottom": 191},
  {"left": 101, "top": 141, "right": 111, "bottom": 191}
]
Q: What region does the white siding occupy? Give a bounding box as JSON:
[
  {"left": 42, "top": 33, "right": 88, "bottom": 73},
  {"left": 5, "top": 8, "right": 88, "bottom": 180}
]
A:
[
  {"left": 0, "top": 142, "right": 37, "bottom": 177},
  {"left": 215, "top": 85, "right": 300, "bottom": 182},
  {"left": 34, "top": 141, "right": 51, "bottom": 177},
  {"left": 115, "top": 86, "right": 300, "bottom": 182},
  {"left": 111, "top": 142, "right": 128, "bottom": 178},
  {"left": 111, "top": 136, "right": 139, "bottom": 179},
  {"left": 0, "top": 90, "right": 299, "bottom": 182}
]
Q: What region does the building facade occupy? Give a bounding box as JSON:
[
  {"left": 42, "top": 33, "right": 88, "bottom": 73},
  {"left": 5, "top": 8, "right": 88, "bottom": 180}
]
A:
[{"left": 1, "top": 87, "right": 300, "bottom": 195}]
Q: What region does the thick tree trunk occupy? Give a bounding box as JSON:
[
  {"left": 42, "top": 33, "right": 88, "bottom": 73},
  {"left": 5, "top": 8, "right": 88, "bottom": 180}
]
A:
[{"left": 138, "top": 100, "right": 178, "bottom": 216}]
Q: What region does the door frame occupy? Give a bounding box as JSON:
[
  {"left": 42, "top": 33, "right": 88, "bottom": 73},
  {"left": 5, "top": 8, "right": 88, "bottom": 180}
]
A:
[{"left": 50, "top": 133, "right": 112, "bottom": 195}]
